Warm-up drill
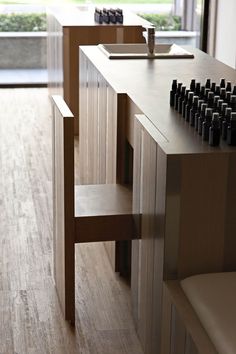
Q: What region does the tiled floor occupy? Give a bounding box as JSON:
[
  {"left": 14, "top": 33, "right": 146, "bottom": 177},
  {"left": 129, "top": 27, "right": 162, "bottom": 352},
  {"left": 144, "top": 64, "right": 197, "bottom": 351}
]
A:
[{"left": 0, "top": 69, "right": 47, "bottom": 87}]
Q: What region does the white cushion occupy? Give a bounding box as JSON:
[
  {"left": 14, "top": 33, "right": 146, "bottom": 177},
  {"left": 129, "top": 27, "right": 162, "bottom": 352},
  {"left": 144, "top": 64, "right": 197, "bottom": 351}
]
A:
[{"left": 181, "top": 272, "right": 236, "bottom": 354}]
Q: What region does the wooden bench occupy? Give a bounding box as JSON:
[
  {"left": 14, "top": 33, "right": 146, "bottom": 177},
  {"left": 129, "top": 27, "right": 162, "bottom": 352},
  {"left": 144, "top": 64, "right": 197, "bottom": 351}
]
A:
[{"left": 51, "top": 95, "right": 138, "bottom": 323}]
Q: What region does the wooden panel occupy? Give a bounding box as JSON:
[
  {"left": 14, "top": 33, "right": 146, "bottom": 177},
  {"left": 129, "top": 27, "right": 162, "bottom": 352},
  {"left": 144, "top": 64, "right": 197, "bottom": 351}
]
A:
[
  {"left": 132, "top": 115, "right": 167, "bottom": 354},
  {"left": 51, "top": 95, "right": 75, "bottom": 323},
  {"left": 131, "top": 118, "right": 142, "bottom": 328},
  {"left": 138, "top": 128, "right": 157, "bottom": 353},
  {"left": 163, "top": 152, "right": 236, "bottom": 281},
  {"left": 224, "top": 153, "right": 236, "bottom": 270},
  {"left": 79, "top": 55, "right": 118, "bottom": 185}
]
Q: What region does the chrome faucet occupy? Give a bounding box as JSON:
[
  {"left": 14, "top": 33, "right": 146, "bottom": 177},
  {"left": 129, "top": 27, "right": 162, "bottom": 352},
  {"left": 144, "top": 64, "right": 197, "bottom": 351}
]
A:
[{"left": 147, "top": 27, "right": 155, "bottom": 56}]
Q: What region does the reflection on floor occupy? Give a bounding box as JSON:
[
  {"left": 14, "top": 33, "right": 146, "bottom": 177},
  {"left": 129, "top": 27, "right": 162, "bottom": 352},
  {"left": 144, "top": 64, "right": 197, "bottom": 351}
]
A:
[{"left": 0, "top": 88, "right": 143, "bottom": 354}]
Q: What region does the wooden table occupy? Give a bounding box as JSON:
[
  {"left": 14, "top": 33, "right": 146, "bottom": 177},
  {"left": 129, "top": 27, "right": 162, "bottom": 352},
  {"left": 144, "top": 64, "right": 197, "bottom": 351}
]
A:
[
  {"left": 79, "top": 45, "right": 236, "bottom": 354},
  {"left": 47, "top": 6, "right": 150, "bottom": 134}
]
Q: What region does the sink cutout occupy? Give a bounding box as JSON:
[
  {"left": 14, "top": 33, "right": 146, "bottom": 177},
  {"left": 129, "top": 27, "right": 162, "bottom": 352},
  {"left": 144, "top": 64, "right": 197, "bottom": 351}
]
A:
[{"left": 98, "top": 43, "right": 194, "bottom": 59}]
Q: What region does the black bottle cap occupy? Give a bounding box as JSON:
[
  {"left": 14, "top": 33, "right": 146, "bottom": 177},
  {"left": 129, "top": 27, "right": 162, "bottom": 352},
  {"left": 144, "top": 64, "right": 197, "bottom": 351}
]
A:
[
  {"left": 221, "top": 102, "right": 228, "bottom": 114},
  {"left": 211, "top": 112, "right": 220, "bottom": 128},
  {"left": 225, "top": 107, "right": 232, "bottom": 122},
  {"left": 230, "top": 112, "right": 236, "bottom": 129},
  {"left": 180, "top": 86, "right": 186, "bottom": 96},
  {"left": 226, "top": 91, "right": 232, "bottom": 103},
  {"left": 215, "top": 85, "right": 221, "bottom": 96},
  {"left": 193, "top": 96, "right": 199, "bottom": 106},
  {"left": 220, "top": 78, "right": 226, "bottom": 88},
  {"left": 226, "top": 81, "right": 232, "bottom": 92},
  {"left": 232, "top": 86, "right": 236, "bottom": 95},
  {"left": 188, "top": 91, "right": 194, "bottom": 101},
  {"left": 205, "top": 78, "right": 211, "bottom": 88},
  {"left": 195, "top": 82, "right": 201, "bottom": 95},
  {"left": 200, "top": 85, "right": 205, "bottom": 97},
  {"left": 204, "top": 88, "right": 210, "bottom": 98},
  {"left": 201, "top": 103, "right": 208, "bottom": 112},
  {"left": 230, "top": 95, "right": 236, "bottom": 103},
  {"left": 208, "top": 91, "right": 214, "bottom": 100},
  {"left": 190, "top": 79, "right": 196, "bottom": 91},
  {"left": 198, "top": 99, "right": 204, "bottom": 109},
  {"left": 211, "top": 82, "right": 216, "bottom": 92},
  {"left": 172, "top": 79, "right": 178, "bottom": 90},
  {"left": 217, "top": 99, "right": 224, "bottom": 110},
  {"left": 220, "top": 87, "right": 226, "bottom": 98},
  {"left": 205, "top": 108, "right": 213, "bottom": 119},
  {"left": 213, "top": 95, "right": 220, "bottom": 103}
]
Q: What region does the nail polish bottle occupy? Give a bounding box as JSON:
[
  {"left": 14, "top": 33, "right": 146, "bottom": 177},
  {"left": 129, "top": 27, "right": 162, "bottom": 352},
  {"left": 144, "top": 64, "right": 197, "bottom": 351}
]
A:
[
  {"left": 200, "top": 86, "right": 205, "bottom": 100},
  {"left": 170, "top": 79, "right": 178, "bottom": 107},
  {"left": 109, "top": 9, "right": 117, "bottom": 23},
  {"left": 207, "top": 91, "right": 214, "bottom": 108},
  {"left": 94, "top": 8, "right": 103, "bottom": 23},
  {"left": 205, "top": 78, "right": 211, "bottom": 89},
  {"left": 116, "top": 9, "right": 123, "bottom": 24},
  {"left": 204, "top": 88, "right": 210, "bottom": 102},
  {"left": 217, "top": 99, "right": 224, "bottom": 113},
  {"left": 190, "top": 79, "right": 196, "bottom": 92},
  {"left": 178, "top": 86, "right": 186, "bottom": 114},
  {"left": 211, "top": 82, "right": 216, "bottom": 93},
  {"left": 190, "top": 96, "right": 199, "bottom": 126},
  {"left": 195, "top": 99, "right": 204, "bottom": 131},
  {"left": 198, "top": 103, "right": 208, "bottom": 135},
  {"left": 185, "top": 92, "right": 194, "bottom": 122},
  {"left": 209, "top": 113, "right": 221, "bottom": 146},
  {"left": 220, "top": 78, "right": 226, "bottom": 88},
  {"left": 230, "top": 95, "right": 236, "bottom": 112},
  {"left": 182, "top": 89, "right": 190, "bottom": 118},
  {"left": 220, "top": 102, "right": 228, "bottom": 131},
  {"left": 202, "top": 108, "right": 213, "bottom": 141},
  {"left": 227, "top": 112, "right": 236, "bottom": 145},
  {"left": 222, "top": 107, "right": 232, "bottom": 140},
  {"left": 220, "top": 87, "right": 226, "bottom": 101},
  {"left": 215, "top": 85, "right": 221, "bottom": 96},
  {"left": 213, "top": 95, "right": 220, "bottom": 112},
  {"left": 232, "top": 86, "right": 236, "bottom": 96},
  {"left": 102, "top": 8, "right": 110, "bottom": 23},
  {"left": 195, "top": 82, "right": 201, "bottom": 96},
  {"left": 226, "top": 81, "right": 232, "bottom": 92},
  {"left": 226, "top": 91, "right": 232, "bottom": 105},
  {"left": 174, "top": 83, "right": 183, "bottom": 110}
]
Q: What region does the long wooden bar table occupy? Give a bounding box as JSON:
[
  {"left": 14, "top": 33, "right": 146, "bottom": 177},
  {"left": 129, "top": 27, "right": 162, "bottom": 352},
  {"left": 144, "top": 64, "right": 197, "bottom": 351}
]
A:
[
  {"left": 78, "top": 45, "right": 236, "bottom": 353},
  {"left": 47, "top": 6, "right": 150, "bottom": 134}
]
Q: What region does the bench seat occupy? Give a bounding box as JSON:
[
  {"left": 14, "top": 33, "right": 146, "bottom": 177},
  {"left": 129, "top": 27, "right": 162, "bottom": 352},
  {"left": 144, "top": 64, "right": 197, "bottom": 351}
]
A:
[{"left": 181, "top": 272, "right": 236, "bottom": 354}]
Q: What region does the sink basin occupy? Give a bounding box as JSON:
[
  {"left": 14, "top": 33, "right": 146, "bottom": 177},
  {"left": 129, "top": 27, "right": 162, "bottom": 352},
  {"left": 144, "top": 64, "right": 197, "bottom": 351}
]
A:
[{"left": 98, "top": 43, "right": 194, "bottom": 59}]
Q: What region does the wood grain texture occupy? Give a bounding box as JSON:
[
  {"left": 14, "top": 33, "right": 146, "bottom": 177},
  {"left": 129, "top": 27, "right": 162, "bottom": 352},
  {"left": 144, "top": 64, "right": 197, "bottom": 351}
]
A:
[
  {"left": 47, "top": 7, "right": 147, "bottom": 134},
  {"left": 51, "top": 95, "right": 75, "bottom": 322},
  {"left": 0, "top": 88, "right": 143, "bottom": 354}
]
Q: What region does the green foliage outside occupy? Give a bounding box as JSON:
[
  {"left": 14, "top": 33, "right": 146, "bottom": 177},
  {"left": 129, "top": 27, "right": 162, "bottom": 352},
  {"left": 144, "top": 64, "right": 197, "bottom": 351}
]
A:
[
  {"left": 139, "top": 13, "right": 181, "bottom": 31},
  {"left": 0, "top": 13, "right": 46, "bottom": 31}
]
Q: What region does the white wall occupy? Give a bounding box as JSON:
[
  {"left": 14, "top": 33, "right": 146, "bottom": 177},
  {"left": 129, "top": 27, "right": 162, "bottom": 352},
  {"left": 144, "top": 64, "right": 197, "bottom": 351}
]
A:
[{"left": 215, "top": 0, "right": 236, "bottom": 68}]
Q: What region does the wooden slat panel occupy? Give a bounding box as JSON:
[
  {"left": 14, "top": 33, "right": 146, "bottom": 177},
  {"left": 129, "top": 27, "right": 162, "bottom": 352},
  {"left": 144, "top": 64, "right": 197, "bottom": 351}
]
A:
[
  {"left": 78, "top": 50, "right": 88, "bottom": 184},
  {"left": 51, "top": 95, "right": 75, "bottom": 323},
  {"left": 131, "top": 117, "right": 142, "bottom": 328},
  {"left": 138, "top": 128, "right": 158, "bottom": 354}
]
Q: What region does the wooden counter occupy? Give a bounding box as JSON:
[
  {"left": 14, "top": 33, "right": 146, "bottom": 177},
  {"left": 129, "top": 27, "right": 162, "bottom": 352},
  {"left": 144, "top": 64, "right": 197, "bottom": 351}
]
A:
[
  {"left": 47, "top": 6, "right": 150, "bottom": 134},
  {"left": 79, "top": 45, "right": 236, "bottom": 354}
]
